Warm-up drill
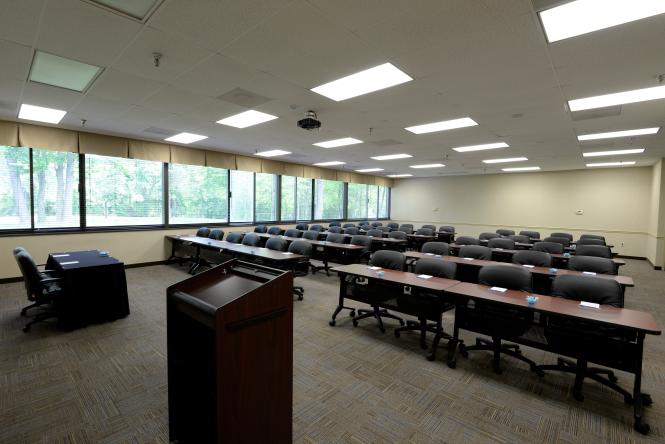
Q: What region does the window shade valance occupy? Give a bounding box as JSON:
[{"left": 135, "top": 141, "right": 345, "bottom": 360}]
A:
[
  {"left": 129, "top": 140, "right": 170, "bottom": 162},
  {"left": 19, "top": 123, "right": 78, "bottom": 152},
  {"left": 0, "top": 121, "right": 18, "bottom": 147},
  {"left": 170, "top": 145, "right": 205, "bottom": 166},
  {"left": 79, "top": 132, "right": 128, "bottom": 157}
]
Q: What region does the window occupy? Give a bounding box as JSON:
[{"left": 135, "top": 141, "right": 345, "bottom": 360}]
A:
[
  {"left": 378, "top": 186, "right": 389, "bottom": 218},
  {"left": 169, "top": 163, "right": 228, "bottom": 224},
  {"left": 230, "top": 170, "right": 254, "bottom": 223},
  {"left": 255, "top": 173, "right": 277, "bottom": 221},
  {"left": 85, "top": 155, "right": 163, "bottom": 226},
  {"left": 367, "top": 185, "right": 378, "bottom": 219},
  {"left": 314, "top": 179, "right": 344, "bottom": 220},
  {"left": 281, "top": 175, "right": 296, "bottom": 221},
  {"left": 0, "top": 146, "right": 31, "bottom": 229},
  {"left": 347, "top": 183, "right": 368, "bottom": 219},
  {"left": 296, "top": 177, "right": 312, "bottom": 221},
  {"left": 33, "top": 149, "right": 80, "bottom": 228}
]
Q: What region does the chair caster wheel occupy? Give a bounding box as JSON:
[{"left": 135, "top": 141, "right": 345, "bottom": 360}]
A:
[
  {"left": 352, "top": 320, "right": 358, "bottom": 327},
  {"left": 20, "top": 311, "right": 26, "bottom": 317},
  {"left": 349, "top": 310, "right": 355, "bottom": 317},
  {"left": 608, "top": 374, "right": 618, "bottom": 383},
  {"left": 531, "top": 366, "right": 545, "bottom": 378},
  {"left": 426, "top": 354, "right": 435, "bottom": 362},
  {"left": 458, "top": 344, "right": 469, "bottom": 358},
  {"left": 642, "top": 394, "right": 653, "bottom": 406},
  {"left": 329, "top": 320, "right": 336, "bottom": 327},
  {"left": 447, "top": 360, "right": 456, "bottom": 369},
  {"left": 379, "top": 327, "right": 386, "bottom": 334},
  {"left": 22, "top": 326, "right": 29, "bottom": 333},
  {"left": 298, "top": 295, "right": 303, "bottom": 301},
  {"left": 398, "top": 320, "right": 405, "bottom": 326},
  {"left": 573, "top": 391, "right": 584, "bottom": 402},
  {"left": 634, "top": 420, "right": 650, "bottom": 435},
  {"left": 624, "top": 395, "right": 634, "bottom": 405},
  {"left": 394, "top": 330, "right": 400, "bottom": 338}
]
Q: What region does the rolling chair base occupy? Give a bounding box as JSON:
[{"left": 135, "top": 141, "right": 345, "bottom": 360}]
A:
[
  {"left": 23, "top": 311, "right": 57, "bottom": 332},
  {"left": 294, "top": 286, "right": 304, "bottom": 301},
  {"left": 459, "top": 337, "right": 543, "bottom": 376},
  {"left": 394, "top": 318, "right": 449, "bottom": 350},
  {"left": 352, "top": 307, "right": 405, "bottom": 333}
]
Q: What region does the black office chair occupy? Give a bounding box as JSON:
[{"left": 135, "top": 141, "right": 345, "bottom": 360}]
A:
[
  {"left": 387, "top": 222, "right": 399, "bottom": 230},
  {"left": 342, "top": 223, "right": 356, "bottom": 229},
  {"left": 568, "top": 256, "right": 616, "bottom": 275},
  {"left": 208, "top": 229, "right": 224, "bottom": 240},
  {"left": 458, "top": 264, "right": 540, "bottom": 375},
  {"left": 544, "top": 236, "right": 571, "bottom": 247},
  {"left": 422, "top": 224, "right": 436, "bottom": 231},
  {"left": 370, "top": 221, "right": 382, "bottom": 227},
  {"left": 496, "top": 229, "right": 515, "bottom": 236},
  {"left": 479, "top": 232, "right": 500, "bottom": 242},
  {"left": 455, "top": 236, "right": 479, "bottom": 246},
  {"left": 352, "top": 250, "right": 406, "bottom": 333},
  {"left": 508, "top": 234, "right": 530, "bottom": 244},
  {"left": 551, "top": 232, "right": 573, "bottom": 242},
  {"left": 254, "top": 225, "right": 268, "bottom": 233},
  {"left": 576, "top": 238, "right": 606, "bottom": 246},
  {"left": 196, "top": 227, "right": 211, "bottom": 237},
  {"left": 267, "top": 226, "right": 282, "bottom": 235},
  {"left": 421, "top": 242, "right": 449, "bottom": 255},
  {"left": 395, "top": 258, "right": 457, "bottom": 351},
  {"left": 226, "top": 232, "right": 244, "bottom": 244},
  {"left": 459, "top": 245, "right": 491, "bottom": 260},
  {"left": 288, "top": 240, "right": 312, "bottom": 301},
  {"left": 536, "top": 275, "right": 634, "bottom": 405},
  {"left": 309, "top": 224, "right": 324, "bottom": 232},
  {"left": 401, "top": 223, "right": 414, "bottom": 229},
  {"left": 367, "top": 229, "right": 383, "bottom": 238},
  {"left": 343, "top": 227, "right": 359, "bottom": 235},
  {"left": 303, "top": 230, "right": 320, "bottom": 241},
  {"left": 242, "top": 233, "right": 260, "bottom": 247},
  {"left": 487, "top": 238, "right": 515, "bottom": 249},
  {"left": 388, "top": 231, "right": 407, "bottom": 240},
  {"left": 329, "top": 221, "right": 341, "bottom": 227},
  {"left": 575, "top": 245, "right": 612, "bottom": 259},
  {"left": 398, "top": 225, "right": 413, "bottom": 234},
  {"left": 512, "top": 250, "right": 552, "bottom": 267},
  {"left": 415, "top": 228, "right": 434, "bottom": 236},
  {"left": 325, "top": 233, "right": 346, "bottom": 244},
  {"left": 358, "top": 220, "right": 369, "bottom": 227},
  {"left": 378, "top": 226, "right": 391, "bottom": 233},
  {"left": 532, "top": 241, "right": 564, "bottom": 254},
  {"left": 439, "top": 226, "right": 454, "bottom": 233},
  {"left": 580, "top": 234, "right": 605, "bottom": 241},
  {"left": 520, "top": 230, "right": 540, "bottom": 240},
  {"left": 14, "top": 249, "right": 63, "bottom": 332},
  {"left": 265, "top": 237, "right": 288, "bottom": 252},
  {"left": 350, "top": 235, "right": 372, "bottom": 263},
  {"left": 295, "top": 223, "right": 309, "bottom": 231},
  {"left": 328, "top": 226, "right": 343, "bottom": 234},
  {"left": 284, "top": 228, "right": 302, "bottom": 238}
]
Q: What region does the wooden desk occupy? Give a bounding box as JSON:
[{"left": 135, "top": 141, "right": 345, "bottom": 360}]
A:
[{"left": 450, "top": 244, "right": 624, "bottom": 267}]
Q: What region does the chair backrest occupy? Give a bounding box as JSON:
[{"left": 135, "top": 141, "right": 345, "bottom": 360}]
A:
[
  {"left": 226, "top": 232, "right": 244, "bottom": 244},
  {"left": 267, "top": 226, "right": 282, "bottom": 235},
  {"left": 401, "top": 223, "right": 414, "bottom": 229},
  {"left": 303, "top": 230, "right": 320, "bottom": 240},
  {"left": 209, "top": 229, "right": 224, "bottom": 240},
  {"left": 242, "top": 233, "right": 260, "bottom": 246},
  {"left": 479, "top": 264, "right": 532, "bottom": 292},
  {"left": 459, "top": 245, "right": 492, "bottom": 260},
  {"left": 532, "top": 241, "right": 564, "bottom": 254},
  {"left": 196, "top": 227, "right": 211, "bottom": 237},
  {"left": 295, "top": 223, "right": 309, "bottom": 231},
  {"left": 580, "top": 234, "right": 605, "bottom": 241},
  {"left": 415, "top": 227, "right": 433, "bottom": 236},
  {"left": 455, "top": 236, "right": 479, "bottom": 246},
  {"left": 325, "top": 233, "right": 346, "bottom": 244},
  {"left": 369, "top": 250, "right": 405, "bottom": 271},
  {"left": 367, "top": 229, "right": 383, "bottom": 238},
  {"left": 329, "top": 221, "right": 341, "bottom": 227},
  {"left": 438, "top": 226, "right": 454, "bottom": 233},
  {"left": 378, "top": 226, "right": 391, "bottom": 232},
  {"left": 284, "top": 229, "right": 302, "bottom": 238},
  {"left": 551, "top": 275, "right": 621, "bottom": 307},
  {"left": 343, "top": 227, "right": 359, "bottom": 235},
  {"left": 370, "top": 221, "right": 382, "bottom": 227},
  {"left": 327, "top": 226, "right": 342, "bottom": 233},
  {"left": 288, "top": 240, "right": 312, "bottom": 258},
  {"left": 14, "top": 250, "right": 44, "bottom": 299},
  {"left": 387, "top": 222, "right": 399, "bottom": 229},
  {"left": 342, "top": 223, "right": 356, "bottom": 228},
  {"left": 496, "top": 229, "right": 515, "bottom": 236},
  {"left": 512, "top": 250, "right": 552, "bottom": 267},
  {"left": 519, "top": 230, "right": 540, "bottom": 240},
  {"left": 575, "top": 244, "right": 612, "bottom": 259},
  {"left": 479, "top": 232, "right": 500, "bottom": 241},
  {"left": 254, "top": 225, "right": 268, "bottom": 233},
  {"left": 422, "top": 224, "right": 436, "bottom": 231},
  {"left": 309, "top": 224, "right": 323, "bottom": 232},
  {"left": 576, "top": 238, "right": 605, "bottom": 246},
  {"left": 488, "top": 238, "right": 515, "bottom": 249},
  {"left": 568, "top": 256, "right": 616, "bottom": 275},
  {"left": 414, "top": 258, "right": 456, "bottom": 279},
  {"left": 551, "top": 232, "right": 573, "bottom": 241},
  {"left": 350, "top": 234, "right": 371, "bottom": 248},
  {"left": 388, "top": 230, "right": 407, "bottom": 240},
  {"left": 544, "top": 236, "right": 570, "bottom": 247},
  {"left": 421, "top": 242, "right": 449, "bottom": 255},
  {"left": 398, "top": 225, "right": 413, "bottom": 234},
  {"left": 508, "top": 234, "right": 530, "bottom": 244},
  {"left": 265, "top": 237, "right": 288, "bottom": 252}
]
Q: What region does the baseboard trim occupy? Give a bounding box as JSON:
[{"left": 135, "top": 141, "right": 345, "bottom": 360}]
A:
[
  {"left": 0, "top": 276, "right": 23, "bottom": 284},
  {"left": 616, "top": 254, "right": 646, "bottom": 260},
  {"left": 645, "top": 257, "right": 662, "bottom": 270}
]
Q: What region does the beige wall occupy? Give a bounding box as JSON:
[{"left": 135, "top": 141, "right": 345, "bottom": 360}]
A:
[{"left": 391, "top": 166, "right": 655, "bottom": 259}]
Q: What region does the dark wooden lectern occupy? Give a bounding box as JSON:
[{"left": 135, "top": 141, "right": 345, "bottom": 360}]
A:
[{"left": 167, "top": 259, "right": 293, "bottom": 443}]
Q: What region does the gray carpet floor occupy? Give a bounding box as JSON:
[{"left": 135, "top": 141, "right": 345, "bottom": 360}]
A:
[{"left": 0, "top": 258, "right": 663, "bottom": 443}]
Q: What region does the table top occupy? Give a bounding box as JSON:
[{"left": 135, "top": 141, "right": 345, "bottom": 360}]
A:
[
  {"left": 319, "top": 231, "right": 407, "bottom": 244},
  {"left": 254, "top": 233, "right": 366, "bottom": 250},
  {"left": 447, "top": 282, "right": 660, "bottom": 335},
  {"left": 449, "top": 244, "right": 622, "bottom": 264},
  {"left": 331, "top": 263, "right": 460, "bottom": 292},
  {"left": 172, "top": 235, "right": 304, "bottom": 261},
  {"left": 48, "top": 250, "right": 121, "bottom": 269}
]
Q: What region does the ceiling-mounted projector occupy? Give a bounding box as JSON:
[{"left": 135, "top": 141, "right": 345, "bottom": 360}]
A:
[{"left": 297, "top": 110, "right": 321, "bottom": 130}]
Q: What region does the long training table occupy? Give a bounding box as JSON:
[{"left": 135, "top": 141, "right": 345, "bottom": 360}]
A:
[{"left": 318, "top": 231, "right": 408, "bottom": 249}]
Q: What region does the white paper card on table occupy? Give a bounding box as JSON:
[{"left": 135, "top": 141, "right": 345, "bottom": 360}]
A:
[
  {"left": 60, "top": 261, "right": 79, "bottom": 265},
  {"left": 494, "top": 248, "right": 503, "bottom": 250},
  {"left": 579, "top": 301, "right": 600, "bottom": 309},
  {"left": 417, "top": 274, "right": 433, "bottom": 279},
  {"left": 522, "top": 264, "right": 535, "bottom": 268},
  {"left": 368, "top": 266, "right": 382, "bottom": 270},
  {"left": 282, "top": 252, "right": 294, "bottom": 255},
  {"left": 425, "top": 253, "right": 434, "bottom": 256},
  {"left": 582, "top": 271, "right": 597, "bottom": 275},
  {"left": 52, "top": 254, "right": 69, "bottom": 258},
  {"left": 490, "top": 287, "right": 507, "bottom": 292},
  {"left": 463, "top": 257, "right": 474, "bottom": 261}
]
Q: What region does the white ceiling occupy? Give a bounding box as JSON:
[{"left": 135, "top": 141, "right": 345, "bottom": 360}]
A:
[{"left": 0, "top": 0, "right": 664, "bottom": 178}]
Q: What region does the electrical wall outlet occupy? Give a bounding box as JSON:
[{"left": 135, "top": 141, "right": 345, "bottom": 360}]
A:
[{"left": 575, "top": 209, "right": 583, "bottom": 215}]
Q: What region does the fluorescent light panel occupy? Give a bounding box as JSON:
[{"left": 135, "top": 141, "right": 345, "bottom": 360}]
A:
[
  {"left": 409, "top": 163, "right": 445, "bottom": 169},
  {"left": 313, "top": 137, "right": 362, "bottom": 148},
  {"left": 314, "top": 161, "right": 345, "bottom": 166},
  {"left": 586, "top": 161, "right": 636, "bottom": 167},
  {"left": 216, "top": 110, "right": 278, "bottom": 128},
  {"left": 311, "top": 62, "right": 412, "bottom": 101},
  {"left": 355, "top": 168, "right": 384, "bottom": 173},
  {"left": 452, "top": 142, "right": 509, "bottom": 152},
  {"left": 569, "top": 85, "right": 665, "bottom": 112},
  {"left": 582, "top": 148, "right": 645, "bottom": 157},
  {"left": 91, "top": 0, "right": 159, "bottom": 20},
  {"left": 388, "top": 174, "right": 413, "bottom": 178},
  {"left": 502, "top": 166, "right": 541, "bottom": 172},
  {"left": 578, "top": 127, "right": 659, "bottom": 141},
  {"left": 18, "top": 104, "right": 67, "bottom": 124},
  {"left": 29, "top": 51, "right": 102, "bottom": 92},
  {"left": 483, "top": 157, "right": 528, "bottom": 164},
  {"left": 371, "top": 153, "right": 413, "bottom": 161},
  {"left": 255, "top": 149, "right": 291, "bottom": 157},
  {"left": 405, "top": 117, "right": 478, "bottom": 134},
  {"left": 165, "top": 132, "right": 208, "bottom": 144},
  {"left": 539, "top": 0, "right": 665, "bottom": 43}
]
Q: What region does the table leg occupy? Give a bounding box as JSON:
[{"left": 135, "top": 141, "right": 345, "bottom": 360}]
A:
[
  {"left": 445, "top": 313, "right": 461, "bottom": 369},
  {"left": 329, "top": 273, "right": 355, "bottom": 326},
  {"left": 633, "top": 334, "right": 651, "bottom": 434}
]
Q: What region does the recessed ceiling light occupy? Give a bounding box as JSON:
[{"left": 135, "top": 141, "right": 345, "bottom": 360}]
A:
[
  {"left": 371, "top": 153, "right": 413, "bottom": 161},
  {"left": 29, "top": 51, "right": 102, "bottom": 92},
  {"left": 568, "top": 85, "right": 665, "bottom": 112},
  {"left": 483, "top": 157, "right": 528, "bottom": 164},
  {"left": 355, "top": 168, "right": 384, "bottom": 173},
  {"left": 165, "top": 132, "right": 208, "bottom": 144},
  {"left": 452, "top": 142, "right": 509, "bottom": 152},
  {"left": 586, "top": 161, "right": 636, "bottom": 167},
  {"left": 582, "top": 148, "right": 645, "bottom": 157},
  {"left": 18, "top": 104, "right": 67, "bottom": 124},
  {"left": 539, "top": 0, "right": 665, "bottom": 43},
  {"left": 578, "top": 127, "right": 660, "bottom": 141},
  {"left": 216, "top": 110, "right": 278, "bottom": 128},
  {"left": 502, "top": 166, "right": 541, "bottom": 172},
  {"left": 311, "top": 62, "right": 413, "bottom": 101},
  {"left": 314, "top": 161, "right": 346, "bottom": 166},
  {"left": 405, "top": 117, "right": 478, "bottom": 135},
  {"left": 90, "top": 0, "right": 160, "bottom": 20},
  {"left": 255, "top": 149, "right": 291, "bottom": 157},
  {"left": 388, "top": 174, "right": 413, "bottom": 178},
  {"left": 409, "top": 163, "right": 445, "bottom": 169},
  {"left": 313, "top": 137, "right": 363, "bottom": 148}
]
